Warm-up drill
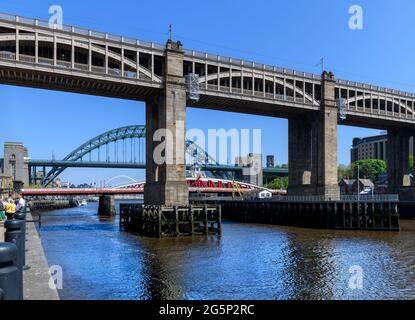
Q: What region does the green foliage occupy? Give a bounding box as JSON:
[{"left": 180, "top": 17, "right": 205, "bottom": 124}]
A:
[
  {"left": 338, "top": 164, "right": 353, "bottom": 180},
  {"left": 351, "top": 159, "right": 387, "bottom": 182},
  {"left": 275, "top": 164, "right": 288, "bottom": 169},
  {"left": 265, "top": 177, "right": 288, "bottom": 190}
]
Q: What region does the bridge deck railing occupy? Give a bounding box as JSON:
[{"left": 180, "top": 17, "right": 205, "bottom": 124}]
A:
[
  {"left": 0, "top": 11, "right": 165, "bottom": 50},
  {"left": 336, "top": 79, "right": 415, "bottom": 99},
  {"left": 183, "top": 48, "right": 322, "bottom": 81}
]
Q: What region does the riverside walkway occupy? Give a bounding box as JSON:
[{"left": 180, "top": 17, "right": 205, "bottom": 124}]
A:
[{"left": 1, "top": 212, "right": 59, "bottom": 300}]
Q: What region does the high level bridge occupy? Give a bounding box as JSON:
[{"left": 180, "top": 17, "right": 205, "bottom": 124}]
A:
[{"left": 0, "top": 11, "right": 414, "bottom": 207}]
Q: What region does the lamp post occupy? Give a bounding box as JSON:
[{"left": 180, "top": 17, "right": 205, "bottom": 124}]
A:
[{"left": 357, "top": 164, "right": 360, "bottom": 202}]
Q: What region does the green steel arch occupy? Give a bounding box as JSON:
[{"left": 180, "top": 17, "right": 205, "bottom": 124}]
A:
[{"left": 42, "top": 125, "right": 222, "bottom": 186}]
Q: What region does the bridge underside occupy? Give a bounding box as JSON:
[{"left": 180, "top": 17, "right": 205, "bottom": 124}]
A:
[
  {"left": 0, "top": 64, "right": 161, "bottom": 101},
  {"left": 193, "top": 91, "right": 318, "bottom": 119}
]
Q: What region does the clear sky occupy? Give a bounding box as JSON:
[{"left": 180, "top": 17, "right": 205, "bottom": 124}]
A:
[{"left": 0, "top": 0, "right": 413, "bottom": 185}]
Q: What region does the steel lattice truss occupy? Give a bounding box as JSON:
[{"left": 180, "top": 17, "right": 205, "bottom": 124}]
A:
[{"left": 42, "top": 125, "right": 225, "bottom": 186}]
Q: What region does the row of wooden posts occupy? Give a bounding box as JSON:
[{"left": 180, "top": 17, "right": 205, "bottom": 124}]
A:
[
  {"left": 120, "top": 204, "right": 222, "bottom": 237},
  {"left": 215, "top": 200, "right": 400, "bottom": 231},
  {"left": 28, "top": 199, "right": 78, "bottom": 212}
]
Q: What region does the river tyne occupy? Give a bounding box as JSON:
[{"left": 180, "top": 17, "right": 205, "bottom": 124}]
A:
[{"left": 37, "top": 201, "right": 415, "bottom": 300}]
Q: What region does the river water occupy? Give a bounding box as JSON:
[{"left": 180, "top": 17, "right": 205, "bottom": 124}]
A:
[{"left": 36, "top": 201, "right": 415, "bottom": 300}]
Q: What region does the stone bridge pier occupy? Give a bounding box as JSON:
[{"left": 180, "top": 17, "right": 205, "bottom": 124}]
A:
[
  {"left": 144, "top": 40, "right": 189, "bottom": 206},
  {"left": 388, "top": 129, "right": 415, "bottom": 201},
  {"left": 288, "top": 72, "right": 340, "bottom": 200},
  {"left": 98, "top": 195, "right": 116, "bottom": 216}
]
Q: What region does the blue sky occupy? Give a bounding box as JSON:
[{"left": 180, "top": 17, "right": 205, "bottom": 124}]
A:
[{"left": 0, "top": 0, "right": 413, "bottom": 184}]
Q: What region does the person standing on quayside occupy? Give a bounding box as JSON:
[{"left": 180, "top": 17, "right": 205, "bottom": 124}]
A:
[
  {"left": 17, "top": 194, "right": 26, "bottom": 212},
  {"left": 4, "top": 198, "right": 16, "bottom": 220}
]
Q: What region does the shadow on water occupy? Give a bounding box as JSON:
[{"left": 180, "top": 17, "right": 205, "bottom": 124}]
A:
[
  {"left": 137, "top": 236, "right": 222, "bottom": 300},
  {"left": 274, "top": 226, "right": 406, "bottom": 300},
  {"left": 36, "top": 202, "right": 415, "bottom": 300}
]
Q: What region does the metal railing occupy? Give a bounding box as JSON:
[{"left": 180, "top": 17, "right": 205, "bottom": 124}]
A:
[
  {"left": 340, "top": 194, "right": 399, "bottom": 202},
  {"left": 183, "top": 48, "right": 322, "bottom": 81},
  {"left": 270, "top": 194, "right": 399, "bottom": 203},
  {"left": 204, "top": 84, "right": 316, "bottom": 105},
  {"left": 0, "top": 51, "right": 154, "bottom": 82},
  {"left": 346, "top": 104, "right": 415, "bottom": 120},
  {"left": 0, "top": 11, "right": 165, "bottom": 51},
  {"left": 0, "top": 51, "right": 15, "bottom": 60},
  {"left": 336, "top": 78, "right": 415, "bottom": 98}
]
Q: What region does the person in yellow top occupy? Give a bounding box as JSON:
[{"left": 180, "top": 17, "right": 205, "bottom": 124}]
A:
[{"left": 4, "top": 199, "right": 16, "bottom": 220}]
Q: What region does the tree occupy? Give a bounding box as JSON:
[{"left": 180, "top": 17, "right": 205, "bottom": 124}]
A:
[
  {"left": 338, "top": 164, "right": 353, "bottom": 180},
  {"left": 265, "top": 177, "right": 288, "bottom": 190},
  {"left": 275, "top": 164, "right": 288, "bottom": 169},
  {"left": 351, "top": 159, "right": 387, "bottom": 182}
]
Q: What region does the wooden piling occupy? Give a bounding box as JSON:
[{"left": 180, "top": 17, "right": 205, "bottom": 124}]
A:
[
  {"left": 204, "top": 204, "right": 209, "bottom": 235},
  {"left": 217, "top": 205, "right": 222, "bottom": 235},
  {"left": 174, "top": 206, "right": 179, "bottom": 236},
  {"left": 189, "top": 204, "right": 194, "bottom": 235}
]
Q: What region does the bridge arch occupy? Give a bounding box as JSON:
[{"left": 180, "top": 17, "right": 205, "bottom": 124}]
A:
[
  {"left": 198, "top": 71, "right": 320, "bottom": 106},
  {"left": 0, "top": 33, "right": 163, "bottom": 82},
  {"left": 41, "top": 125, "right": 223, "bottom": 186},
  {"left": 346, "top": 94, "right": 414, "bottom": 116}
]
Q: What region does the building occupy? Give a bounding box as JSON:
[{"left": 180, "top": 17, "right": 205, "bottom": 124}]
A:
[
  {"left": 1, "top": 142, "right": 30, "bottom": 188},
  {"left": 339, "top": 178, "right": 375, "bottom": 195},
  {"left": 339, "top": 179, "right": 355, "bottom": 195},
  {"left": 352, "top": 179, "right": 375, "bottom": 194},
  {"left": 351, "top": 133, "right": 415, "bottom": 163},
  {"left": 235, "top": 153, "right": 263, "bottom": 187},
  {"left": 0, "top": 175, "right": 13, "bottom": 195},
  {"left": 351, "top": 134, "right": 388, "bottom": 163},
  {"left": 266, "top": 155, "right": 275, "bottom": 168}
]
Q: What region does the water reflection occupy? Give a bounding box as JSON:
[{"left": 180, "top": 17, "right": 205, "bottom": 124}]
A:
[{"left": 37, "top": 202, "right": 415, "bottom": 300}]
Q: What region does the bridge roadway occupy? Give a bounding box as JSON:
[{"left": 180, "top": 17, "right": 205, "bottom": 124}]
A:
[
  {"left": 28, "top": 159, "right": 288, "bottom": 176},
  {"left": 1, "top": 11, "right": 415, "bottom": 206}
]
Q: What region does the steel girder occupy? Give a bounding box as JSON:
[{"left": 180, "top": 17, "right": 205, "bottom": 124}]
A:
[{"left": 41, "top": 125, "right": 226, "bottom": 186}]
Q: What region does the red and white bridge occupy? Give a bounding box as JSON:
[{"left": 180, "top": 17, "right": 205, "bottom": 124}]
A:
[{"left": 21, "top": 178, "right": 286, "bottom": 197}]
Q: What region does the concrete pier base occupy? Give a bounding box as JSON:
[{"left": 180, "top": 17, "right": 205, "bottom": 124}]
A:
[{"left": 98, "top": 195, "right": 116, "bottom": 216}]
